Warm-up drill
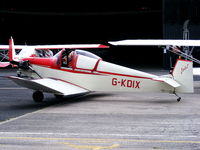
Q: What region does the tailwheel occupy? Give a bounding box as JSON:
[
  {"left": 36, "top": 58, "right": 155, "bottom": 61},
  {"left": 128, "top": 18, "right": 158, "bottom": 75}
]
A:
[
  {"left": 173, "top": 91, "right": 181, "bottom": 102},
  {"left": 32, "top": 91, "right": 44, "bottom": 103},
  {"left": 177, "top": 97, "right": 181, "bottom": 102}
]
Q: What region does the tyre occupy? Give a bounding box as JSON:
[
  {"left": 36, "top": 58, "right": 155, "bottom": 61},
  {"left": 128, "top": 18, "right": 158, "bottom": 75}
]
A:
[{"left": 32, "top": 91, "right": 44, "bottom": 103}]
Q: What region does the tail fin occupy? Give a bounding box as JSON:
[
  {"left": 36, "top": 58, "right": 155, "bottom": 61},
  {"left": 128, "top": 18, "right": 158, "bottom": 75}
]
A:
[
  {"left": 8, "top": 37, "right": 16, "bottom": 62},
  {"left": 172, "top": 59, "right": 193, "bottom": 93}
]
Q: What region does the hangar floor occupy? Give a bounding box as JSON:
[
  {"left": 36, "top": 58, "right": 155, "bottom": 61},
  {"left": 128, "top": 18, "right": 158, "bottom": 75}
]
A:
[{"left": 0, "top": 68, "right": 200, "bottom": 150}]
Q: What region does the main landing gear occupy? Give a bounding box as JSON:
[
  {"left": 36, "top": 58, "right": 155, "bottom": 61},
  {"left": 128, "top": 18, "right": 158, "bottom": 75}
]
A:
[
  {"left": 32, "top": 91, "right": 44, "bottom": 103},
  {"left": 32, "top": 91, "right": 64, "bottom": 102}
]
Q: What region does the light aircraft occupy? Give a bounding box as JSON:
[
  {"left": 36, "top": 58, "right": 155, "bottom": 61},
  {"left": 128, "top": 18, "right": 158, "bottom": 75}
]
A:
[
  {"left": 0, "top": 39, "right": 107, "bottom": 68},
  {"left": 0, "top": 45, "right": 53, "bottom": 68},
  {"left": 7, "top": 38, "right": 194, "bottom": 102},
  {"left": 0, "top": 44, "right": 54, "bottom": 68}
]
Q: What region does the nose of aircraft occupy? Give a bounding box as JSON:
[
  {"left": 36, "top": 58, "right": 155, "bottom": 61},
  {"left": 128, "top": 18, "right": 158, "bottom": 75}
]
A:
[{"left": 22, "top": 57, "right": 54, "bottom": 68}]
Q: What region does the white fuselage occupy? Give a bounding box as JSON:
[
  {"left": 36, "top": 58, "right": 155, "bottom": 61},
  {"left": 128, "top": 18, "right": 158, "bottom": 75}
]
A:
[{"left": 31, "top": 58, "right": 174, "bottom": 94}]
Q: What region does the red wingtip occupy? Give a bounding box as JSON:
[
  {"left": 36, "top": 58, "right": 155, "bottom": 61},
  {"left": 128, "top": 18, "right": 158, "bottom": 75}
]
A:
[{"left": 98, "top": 44, "right": 109, "bottom": 48}]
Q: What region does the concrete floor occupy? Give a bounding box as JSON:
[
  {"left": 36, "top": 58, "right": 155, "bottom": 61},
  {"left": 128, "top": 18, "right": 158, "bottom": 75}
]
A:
[{"left": 0, "top": 68, "right": 200, "bottom": 150}]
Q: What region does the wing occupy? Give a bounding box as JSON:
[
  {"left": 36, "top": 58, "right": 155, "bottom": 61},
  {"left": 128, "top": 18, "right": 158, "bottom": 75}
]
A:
[
  {"left": 109, "top": 39, "right": 200, "bottom": 65},
  {"left": 109, "top": 39, "right": 200, "bottom": 46},
  {"left": 193, "top": 68, "right": 200, "bottom": 75},
  {"left": 7, "top": 76, "right": 90, "bottom": 96},
  {"left": 0, "top": 45, "right": 9, "bottom": 49},
  {"left": 33, "top": 44, "right": 109, "bottom": 49},
  {"left": 0, "top": 62, "right": 10, "bottom": 68},
  {"left": 0, "top": 45, "right": 25, "bottom": 49},
  {"left": 0, "top": 44, "right": 109, "bottom": 50}
]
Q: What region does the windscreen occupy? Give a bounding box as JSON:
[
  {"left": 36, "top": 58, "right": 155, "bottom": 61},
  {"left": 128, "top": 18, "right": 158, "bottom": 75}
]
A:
[{"left": 75, "top": 50, "right": 101, "bottom": 59}]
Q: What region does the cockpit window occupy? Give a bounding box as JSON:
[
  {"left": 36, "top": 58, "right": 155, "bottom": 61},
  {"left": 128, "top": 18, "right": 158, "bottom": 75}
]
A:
[
  {"left": 75, "top": 50, "right": 101, "bottom": 59},
  {"left": 53, "top": 50, "right": 62, "bottom": 58},
  {"left": 53, "top": 49, "right": 102, "bottom": 68},
  {"left": 53, "top": 50, "right": 62, "bottom": 66}
]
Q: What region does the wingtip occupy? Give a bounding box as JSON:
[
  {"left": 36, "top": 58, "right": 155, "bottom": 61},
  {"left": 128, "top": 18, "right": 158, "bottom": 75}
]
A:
[{"left": 99, "top": 44, "right": 110, "bottom": 48}]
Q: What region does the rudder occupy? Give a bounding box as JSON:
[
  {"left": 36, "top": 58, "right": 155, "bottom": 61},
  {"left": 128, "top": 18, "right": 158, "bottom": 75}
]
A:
[{"left": 172, "top": 59, "right": 193, "bottom": 93}]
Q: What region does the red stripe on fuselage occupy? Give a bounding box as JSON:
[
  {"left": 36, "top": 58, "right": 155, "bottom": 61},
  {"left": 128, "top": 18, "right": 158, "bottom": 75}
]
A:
[
  {"left": 33, "top": 64, "right": 161, "bottom": 82},
  {"left": 97, "top": 70, "right": 153, "bottom": 80}
]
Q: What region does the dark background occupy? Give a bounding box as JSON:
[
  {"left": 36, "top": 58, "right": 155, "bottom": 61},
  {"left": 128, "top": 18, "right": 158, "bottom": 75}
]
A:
[{"left": 0, "top": 0, "right": 166, "bottom": 67}]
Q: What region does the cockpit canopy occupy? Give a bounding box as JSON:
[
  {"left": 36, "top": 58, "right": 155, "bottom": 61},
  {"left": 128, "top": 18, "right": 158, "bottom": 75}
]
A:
[
  {"left": 75, "top": 50, "right": 101, "bottom": 60},
  {"left": 54, "top": 49, "right": 102, "bottom": 70}
]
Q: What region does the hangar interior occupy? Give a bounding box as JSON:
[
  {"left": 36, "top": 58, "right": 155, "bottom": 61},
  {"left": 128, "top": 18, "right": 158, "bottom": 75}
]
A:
[
  {"left": 0, "top": 0, "right": 200, "bottom": 68},
  {"left": 163, "top": 0, "right": 200, "bottom": 68}
]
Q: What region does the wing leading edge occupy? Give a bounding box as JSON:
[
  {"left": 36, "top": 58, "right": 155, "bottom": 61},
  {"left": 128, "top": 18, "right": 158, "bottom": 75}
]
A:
[
  {"left": 0, "top": 44, "right": 109, "bottom": 50},
  {"left": 109, "top": 39, "right": 200, "bottom": 46},
  {"left": 7, "top": 76, "right": 89, "bottom": 96}
]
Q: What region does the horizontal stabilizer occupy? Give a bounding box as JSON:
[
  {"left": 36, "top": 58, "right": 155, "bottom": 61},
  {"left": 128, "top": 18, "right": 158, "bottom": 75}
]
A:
[
  {"left": 7, "top": 76, "right": 89, "bottom": 96},
  {"left": 153, "top": 76, "right": 180, "bottom": 88}
]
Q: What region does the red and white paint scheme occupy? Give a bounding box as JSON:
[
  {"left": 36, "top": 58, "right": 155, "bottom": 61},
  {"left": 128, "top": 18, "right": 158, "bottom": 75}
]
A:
[{"left": 7, "top": 38, "right": 194, "bottom": 102}]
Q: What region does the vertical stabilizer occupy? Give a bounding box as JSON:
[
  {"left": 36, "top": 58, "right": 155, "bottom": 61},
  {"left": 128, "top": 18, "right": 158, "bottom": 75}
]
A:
[{"left": 172, "top": 59, "right": 193, "bottom": 93}]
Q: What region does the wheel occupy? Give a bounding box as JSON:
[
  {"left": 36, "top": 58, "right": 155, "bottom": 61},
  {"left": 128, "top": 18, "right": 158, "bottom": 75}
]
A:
[
  {"left": 177, "top": 97, "right": 181, "bottom": 102},
  {"left": 17, "top": 72, "right": 21, "bottom": 77},
  {"left": 54, "top": 94, "right": 64, "bottom": 100},
  {"left": 32, "top": 91, "right": 44, "bottom": 103}
]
